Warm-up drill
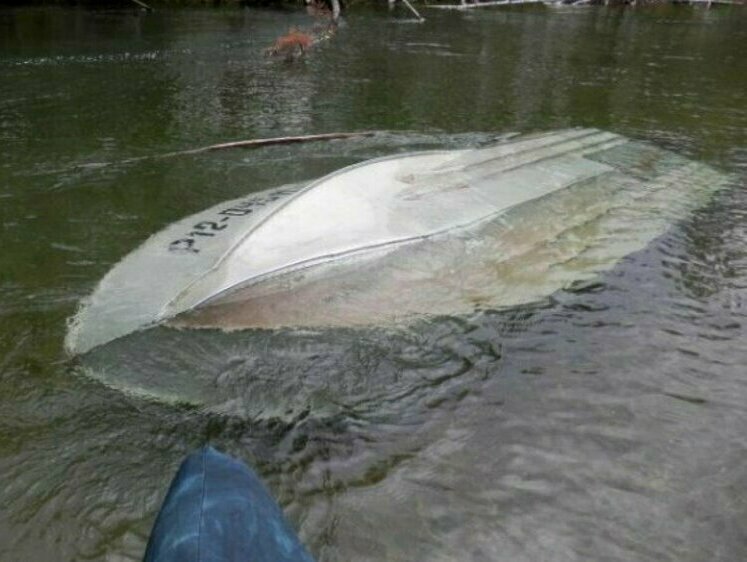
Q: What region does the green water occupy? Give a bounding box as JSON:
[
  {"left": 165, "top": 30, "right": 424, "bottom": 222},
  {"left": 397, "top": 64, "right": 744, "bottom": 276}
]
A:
[{"left": 1, "top": 4, "right": 746, "bottom": 561}]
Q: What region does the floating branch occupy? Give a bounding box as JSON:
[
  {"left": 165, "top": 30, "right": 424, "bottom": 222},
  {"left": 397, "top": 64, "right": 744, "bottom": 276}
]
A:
[
  {"left": 171, "top": 131, "right": 379, "bottom": 157},
  {"left": 130, "top": 0, "right": 153, "bottom": 11},
  {"left": 440, "top": 0, "right": 747, "bottom": 6},
  {"left": 429, "top": 0, "right": 544, "bottom": 9},
  {"left": 73, "top": 131, "right": 380, "bottom": 170},
  {"left": 678, "top": 0, "right": 743, "bottom": 5},
  {"left": 401, "top": 0, "right": 426, "bottom": 21}
]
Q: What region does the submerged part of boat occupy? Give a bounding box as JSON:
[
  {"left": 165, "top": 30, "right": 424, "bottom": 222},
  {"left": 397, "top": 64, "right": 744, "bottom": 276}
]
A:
[{"left": 65, "top": 129, "right": 730, "bottom": 355}]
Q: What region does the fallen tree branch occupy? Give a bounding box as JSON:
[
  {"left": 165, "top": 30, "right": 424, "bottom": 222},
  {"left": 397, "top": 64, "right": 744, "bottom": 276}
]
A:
[
  {"left": 401, "top": 0, "right": 426, "bottom": 21},
  {"left": 130, "top": 0, "right": 154, "bottom": 11},
  {"left": 169, "top": 131, "right": 378, "bottom": 156},
  {"left": 429, "top": 0, "right": 544, "bottom": 9},
  {"left": 75, "top": 131, "right": 380, "bottom": 170}
]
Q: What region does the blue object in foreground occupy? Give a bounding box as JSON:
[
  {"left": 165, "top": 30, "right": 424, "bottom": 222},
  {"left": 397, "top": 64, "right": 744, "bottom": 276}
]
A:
[{"left": 144, "top": 446, "right": 314, "bottom": 562}]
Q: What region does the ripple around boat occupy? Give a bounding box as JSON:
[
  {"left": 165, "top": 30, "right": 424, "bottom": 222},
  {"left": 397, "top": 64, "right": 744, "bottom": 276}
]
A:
[{"left": 65, "top": 128, "right": 732, "bottom": 357}]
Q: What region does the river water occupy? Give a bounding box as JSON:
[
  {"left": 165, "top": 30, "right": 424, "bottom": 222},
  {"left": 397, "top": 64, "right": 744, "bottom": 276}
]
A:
[{"left": 1, "top": 4, "right": 746, "bottom": 561}]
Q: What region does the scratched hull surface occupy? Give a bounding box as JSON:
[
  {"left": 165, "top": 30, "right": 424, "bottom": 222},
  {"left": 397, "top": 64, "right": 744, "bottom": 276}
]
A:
[{"left": 65, "top": 129, "right": 730, "bottom": 355}]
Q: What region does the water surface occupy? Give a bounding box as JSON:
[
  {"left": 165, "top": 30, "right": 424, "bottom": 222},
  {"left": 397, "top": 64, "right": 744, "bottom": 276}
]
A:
[{"left": 1, "top": 5, "right": 746, "bottom": 561}]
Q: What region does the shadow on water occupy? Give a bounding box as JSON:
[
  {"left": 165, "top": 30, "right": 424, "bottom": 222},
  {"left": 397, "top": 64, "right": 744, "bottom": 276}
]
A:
[{"left": 0, "top": 4, "right": 746, "bottom": 561}]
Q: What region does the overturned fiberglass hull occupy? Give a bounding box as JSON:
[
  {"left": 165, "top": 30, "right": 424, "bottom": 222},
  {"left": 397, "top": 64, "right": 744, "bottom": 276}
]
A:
[{"left": 65, "top": 129, "right": 731, "bottom": 355}]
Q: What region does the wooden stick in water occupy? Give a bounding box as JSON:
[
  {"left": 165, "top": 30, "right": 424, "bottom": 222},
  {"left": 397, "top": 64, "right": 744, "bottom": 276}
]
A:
[
  {"left": 172, "top": 131, "right": 378, "bottom": 156},
  {"left": 400, "top": 0, "right": 426, "bottom": 21},
  {"left": 429, "top": 0, "right": 543, "bottom": 9},
  {"left": 73, "top": 131, "right": 379, "bottom": 170},
  {"left": 130, "top": 0, "right": 154, "bottom": 11}
]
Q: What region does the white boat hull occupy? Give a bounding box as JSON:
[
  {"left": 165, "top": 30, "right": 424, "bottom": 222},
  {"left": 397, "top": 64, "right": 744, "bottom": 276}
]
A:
[{"left": 66, "top": 129, "right": 730, "bottom": 354}]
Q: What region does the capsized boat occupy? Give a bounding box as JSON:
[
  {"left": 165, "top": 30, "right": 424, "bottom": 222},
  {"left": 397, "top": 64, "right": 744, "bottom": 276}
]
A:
[{"left": 65, "top": 129, "right": 730, "bottom": 355}]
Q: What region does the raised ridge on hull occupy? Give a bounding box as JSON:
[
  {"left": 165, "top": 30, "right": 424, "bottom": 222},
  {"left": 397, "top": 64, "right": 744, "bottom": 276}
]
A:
[{"left": 166, "top": 129, "right": 624, "bottom": 315}]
